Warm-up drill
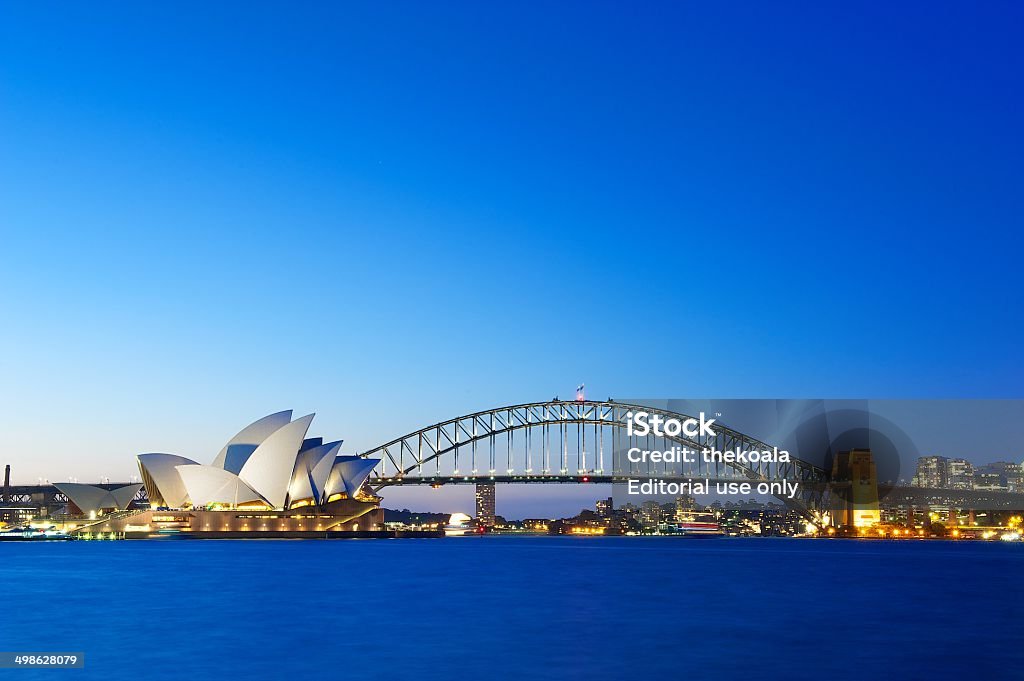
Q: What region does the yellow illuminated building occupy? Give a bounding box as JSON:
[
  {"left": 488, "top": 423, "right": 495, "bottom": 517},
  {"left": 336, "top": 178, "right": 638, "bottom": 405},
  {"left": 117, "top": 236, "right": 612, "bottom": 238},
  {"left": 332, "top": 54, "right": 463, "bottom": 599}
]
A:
[{"left": 831, "top": 449, "right": 881, "bottom": 529}]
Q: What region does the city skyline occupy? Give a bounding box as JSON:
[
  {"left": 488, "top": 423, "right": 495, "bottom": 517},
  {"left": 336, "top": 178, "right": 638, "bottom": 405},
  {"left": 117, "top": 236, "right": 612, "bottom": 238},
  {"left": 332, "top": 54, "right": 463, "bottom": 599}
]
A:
[
  {"left": 2, "top": 5, "right": 1021, "bottom": 680},
  {"left": 2, "top": 4, "right": 1023, "bottom": 518},
  {"left": 8, "top": 398, "right": 1024, "bottom": 519}
]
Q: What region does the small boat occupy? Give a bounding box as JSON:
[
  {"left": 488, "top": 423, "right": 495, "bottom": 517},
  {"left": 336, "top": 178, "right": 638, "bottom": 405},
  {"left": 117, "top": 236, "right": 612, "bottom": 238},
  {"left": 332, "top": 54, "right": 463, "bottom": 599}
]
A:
[
  {"left": 444, "top": 512, "right": 472, "bottom": 536},
  {"left": 673, "top": 513, "right": 724, "bottom": 537},
  {"left": 0, "top": 527, "right": 72, "bottom": 541}
]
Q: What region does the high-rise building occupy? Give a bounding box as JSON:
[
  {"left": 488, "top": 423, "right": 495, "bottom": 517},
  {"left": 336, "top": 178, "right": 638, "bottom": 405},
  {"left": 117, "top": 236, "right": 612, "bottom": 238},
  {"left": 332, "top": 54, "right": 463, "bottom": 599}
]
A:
[
  {"left": 674, "top": 495, "right": 696, "bottom": 521},
  {"left": 475, "top": 482, "right": 496, "bottom": 526},
  {"left": 831, "top": 449, "right": 881, "bottom": 528},
  {"left": 947, "top": 458, "right": 974, "bottom": 490},
  {"left": 595, "top": 497, "right": 613, "bottom": 518},
  {"left": 913, "top": 456, "right": 948, "bottom": 488},
  {"left": 639, "top": 500, "right": 662, "bottom": 529}
]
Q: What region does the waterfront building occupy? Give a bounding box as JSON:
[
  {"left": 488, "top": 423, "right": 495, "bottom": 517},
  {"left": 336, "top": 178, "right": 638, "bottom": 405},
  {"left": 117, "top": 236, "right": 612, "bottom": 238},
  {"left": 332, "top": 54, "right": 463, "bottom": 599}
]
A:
[
  {"left": 520, "top": 518, "right": 550, "bottom": 532},
  {"left": 80, "top": 411, "right": 390, "bottom": 538},
  {"left": 0, "top": 506, "right": 37, "bottom": 526},
  {"left": 475, "top": 482, "right": 496, "bottom": 526},
  {"left": 53, "top": 483, "right": 143, "bottom": 517},
  {"left": 831, "top": 449, "right": 881, "bottom": 528},
  {"left": 674, "top": 495, "right": 696, "bottom": 521},
  {"left": 639, "top": 500, "right": 662, "bottom": 529},
  {"left": 137, "top": 411, "right": 378, "bottom": 513}
]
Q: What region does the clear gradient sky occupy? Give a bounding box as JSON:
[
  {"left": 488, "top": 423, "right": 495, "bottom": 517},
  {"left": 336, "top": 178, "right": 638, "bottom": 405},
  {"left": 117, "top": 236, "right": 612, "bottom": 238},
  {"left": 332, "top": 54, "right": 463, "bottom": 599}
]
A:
[{"left": 1, "top": 3, "right": 1021, "bottom": 517}]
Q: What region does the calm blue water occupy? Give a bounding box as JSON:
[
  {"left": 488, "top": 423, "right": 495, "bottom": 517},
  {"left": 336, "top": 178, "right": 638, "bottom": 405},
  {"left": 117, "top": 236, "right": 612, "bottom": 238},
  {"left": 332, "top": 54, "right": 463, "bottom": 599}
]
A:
[{"left": 2, "top": 536, "right": 1021, "bottom": 680}]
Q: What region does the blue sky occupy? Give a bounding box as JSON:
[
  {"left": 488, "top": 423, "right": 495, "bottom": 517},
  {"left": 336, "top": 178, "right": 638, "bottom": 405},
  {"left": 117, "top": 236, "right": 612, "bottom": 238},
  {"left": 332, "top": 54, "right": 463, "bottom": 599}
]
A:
[{"left": 1, "top": 3, "right": 1021, "bottom": 516}]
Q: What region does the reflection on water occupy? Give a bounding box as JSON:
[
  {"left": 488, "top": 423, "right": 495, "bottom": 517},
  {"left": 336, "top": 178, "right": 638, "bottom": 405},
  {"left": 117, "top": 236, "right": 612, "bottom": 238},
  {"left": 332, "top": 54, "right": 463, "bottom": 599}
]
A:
[{"left": 3, "top": 537, "right": 1022, "bottom": 680}]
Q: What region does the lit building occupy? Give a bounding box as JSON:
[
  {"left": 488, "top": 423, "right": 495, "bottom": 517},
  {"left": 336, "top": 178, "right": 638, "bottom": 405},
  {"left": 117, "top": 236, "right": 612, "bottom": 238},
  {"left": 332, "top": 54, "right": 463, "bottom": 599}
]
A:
[
  {"left": 595, "top": 497, "right": 613, "bottom": 518},
  {"left": 77, "top": 411, "right": 384, "bottom": 537},
  {"left": 639, "top": 500, "right": 662, "bottom": 529},
  {"left": 475, "top": 482, "right": 496, "bottom": 526},
  {"left": 913, "top": 456, "right": 948, "bottom": 488},
  {"left": 976, "top": 462, "right": 1022, "bottom": 493},
  {"left": 675, "top": 495, "right": 696, "bottom": 521},
  {"left": 137, "top": 411, "right": 378, "bottom": 512},
  {"left": 0, "top": 506, "right": 37, "bottom": 526},
  {"left": 521, "top": 518, "right": 550, "bottom": 532},
  {"left": 831, "top": 449, "right": 881, "bottom": 528},
  {"left": 973, "top": 472, "right": 1009, "bottom": 492},
  {"left": 53, "top": 483, "right": 143, "bottom": 517},
  {"left": 947, "top": 459, "right": 974, "bottom": 490}
]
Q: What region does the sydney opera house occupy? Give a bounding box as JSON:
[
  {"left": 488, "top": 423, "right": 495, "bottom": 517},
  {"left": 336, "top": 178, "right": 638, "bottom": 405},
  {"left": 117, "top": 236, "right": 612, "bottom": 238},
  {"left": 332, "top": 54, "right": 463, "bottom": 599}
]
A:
[{"left": 86, "top": 411, "right": 383, "bottom": 537}]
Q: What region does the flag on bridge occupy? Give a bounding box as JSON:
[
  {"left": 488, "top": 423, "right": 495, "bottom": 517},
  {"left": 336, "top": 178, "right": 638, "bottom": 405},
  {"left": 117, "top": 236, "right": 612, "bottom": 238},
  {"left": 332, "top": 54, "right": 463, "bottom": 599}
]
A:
[{"left": 576, "top": 384, "right": 585, "bottom": 402}]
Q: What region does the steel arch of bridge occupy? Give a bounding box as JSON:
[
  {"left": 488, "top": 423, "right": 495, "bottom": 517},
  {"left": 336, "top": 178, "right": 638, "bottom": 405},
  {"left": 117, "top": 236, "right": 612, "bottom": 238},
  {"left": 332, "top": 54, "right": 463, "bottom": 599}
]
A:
[{"left": 360, "top": 400, "right": 830, "bottom": 513}]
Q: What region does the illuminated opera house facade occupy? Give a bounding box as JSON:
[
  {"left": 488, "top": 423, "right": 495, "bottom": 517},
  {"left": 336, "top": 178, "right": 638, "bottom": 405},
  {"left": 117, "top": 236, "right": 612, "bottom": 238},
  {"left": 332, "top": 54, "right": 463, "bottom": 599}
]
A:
[{"left": 97, "top": 411, "right": 383, "bottom": 537}]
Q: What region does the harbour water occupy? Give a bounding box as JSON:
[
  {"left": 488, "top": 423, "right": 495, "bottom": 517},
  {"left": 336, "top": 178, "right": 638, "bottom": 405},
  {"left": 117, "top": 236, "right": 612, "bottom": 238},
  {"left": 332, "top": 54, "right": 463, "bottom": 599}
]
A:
[{"left": 2, "top": 537, "right": 1021, "bottom": 680}]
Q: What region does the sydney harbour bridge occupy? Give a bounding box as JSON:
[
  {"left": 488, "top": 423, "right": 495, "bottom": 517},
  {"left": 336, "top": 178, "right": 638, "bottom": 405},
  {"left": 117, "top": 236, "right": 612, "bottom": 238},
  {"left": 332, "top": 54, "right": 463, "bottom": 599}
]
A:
[
  {"left": 357, "top": 399, "right": 1024, "bottom": 522},
  {"left": 6, "top": 399, "right": 1023, "bottom": 522},
  {"left": 361, "top": 399, "right": 830, "bottom": 517}
]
